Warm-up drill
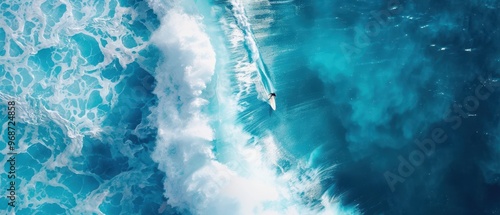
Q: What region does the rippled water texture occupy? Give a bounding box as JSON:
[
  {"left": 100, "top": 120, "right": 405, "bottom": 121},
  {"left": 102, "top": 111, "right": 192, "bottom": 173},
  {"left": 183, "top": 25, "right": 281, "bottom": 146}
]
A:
[{"left": 0, "top": 0, "right": 499, "bottom": 214}]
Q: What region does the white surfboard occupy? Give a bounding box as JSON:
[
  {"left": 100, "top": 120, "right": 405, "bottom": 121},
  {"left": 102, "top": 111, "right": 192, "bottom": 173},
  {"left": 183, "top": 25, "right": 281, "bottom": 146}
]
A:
[{"left": 269, "top": 95, "right": 276, "bottom": 110}]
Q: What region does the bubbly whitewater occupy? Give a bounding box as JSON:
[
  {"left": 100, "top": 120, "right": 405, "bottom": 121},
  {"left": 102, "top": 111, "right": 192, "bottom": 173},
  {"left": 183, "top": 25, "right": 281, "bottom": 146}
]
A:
[{"left": 1, "top": 0, "right": 499, "bottom": 214}]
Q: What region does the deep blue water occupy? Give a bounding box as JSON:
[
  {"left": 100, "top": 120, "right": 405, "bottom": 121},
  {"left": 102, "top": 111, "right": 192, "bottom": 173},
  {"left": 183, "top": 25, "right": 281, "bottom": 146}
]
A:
[{"left": 0, "top": 0, "right": 499, "bottom": 214}]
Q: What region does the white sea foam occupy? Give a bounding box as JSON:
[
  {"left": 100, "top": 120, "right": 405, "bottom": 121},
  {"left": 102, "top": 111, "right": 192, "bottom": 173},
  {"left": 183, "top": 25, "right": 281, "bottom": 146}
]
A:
[
  {"left": 149, "top": 3, "right": 221, "bottom": 212},
  {"left": 0, "top": 0, "right": 160, "bottom": 213},
  {"left": 0, "top": 0, "right": 149, "bottom": 135}
]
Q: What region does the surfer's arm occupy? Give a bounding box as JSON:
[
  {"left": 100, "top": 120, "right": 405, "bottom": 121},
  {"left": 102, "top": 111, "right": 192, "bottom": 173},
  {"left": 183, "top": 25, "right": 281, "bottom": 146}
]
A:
[{"left": 268, "top": 93, "right": 276, "bottom": 100}]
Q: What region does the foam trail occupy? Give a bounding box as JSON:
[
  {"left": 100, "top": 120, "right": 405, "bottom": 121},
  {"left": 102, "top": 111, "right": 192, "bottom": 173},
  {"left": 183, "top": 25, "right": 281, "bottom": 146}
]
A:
[{"left": 230, "top": 0, "right": 275, "bottom": 98}]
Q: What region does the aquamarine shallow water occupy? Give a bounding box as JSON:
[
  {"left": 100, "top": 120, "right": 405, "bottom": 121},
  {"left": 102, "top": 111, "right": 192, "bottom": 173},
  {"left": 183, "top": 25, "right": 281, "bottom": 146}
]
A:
[{"left": 1, "top": 0, "right": 500, "bottom": 214}]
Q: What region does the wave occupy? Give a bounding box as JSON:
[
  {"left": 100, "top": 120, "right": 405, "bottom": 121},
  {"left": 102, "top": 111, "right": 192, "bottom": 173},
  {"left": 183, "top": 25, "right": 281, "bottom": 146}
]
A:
[
  {"left": 149, "top": 1, "right": 218, "bottom": 213},
  {"left": 148, "top": 0, "right": 358, "bottom": 214}
]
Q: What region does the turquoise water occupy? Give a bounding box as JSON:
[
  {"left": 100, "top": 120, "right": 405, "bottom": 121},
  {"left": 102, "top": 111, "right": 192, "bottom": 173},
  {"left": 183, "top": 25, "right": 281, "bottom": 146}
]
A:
[{"left": 1, "top": 0, "right": 499, "bottom": 214}]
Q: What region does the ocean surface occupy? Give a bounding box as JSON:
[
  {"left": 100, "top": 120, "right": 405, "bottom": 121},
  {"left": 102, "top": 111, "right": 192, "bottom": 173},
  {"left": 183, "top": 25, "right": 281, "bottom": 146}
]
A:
[{"left": 0, "top": 0, "right": 499, "bottom": 214}]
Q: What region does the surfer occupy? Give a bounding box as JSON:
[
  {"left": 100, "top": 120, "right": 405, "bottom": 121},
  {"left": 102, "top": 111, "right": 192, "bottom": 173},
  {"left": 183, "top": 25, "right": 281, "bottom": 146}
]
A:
[{"left": 268, "top": 93, "right": 277, "bottom": 110}]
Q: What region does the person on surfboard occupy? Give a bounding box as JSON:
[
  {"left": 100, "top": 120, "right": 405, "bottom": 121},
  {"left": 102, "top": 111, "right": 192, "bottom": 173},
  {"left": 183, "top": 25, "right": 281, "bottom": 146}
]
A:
[{"left": 268, "top": 93, "right": 277, "bottom": 110}]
